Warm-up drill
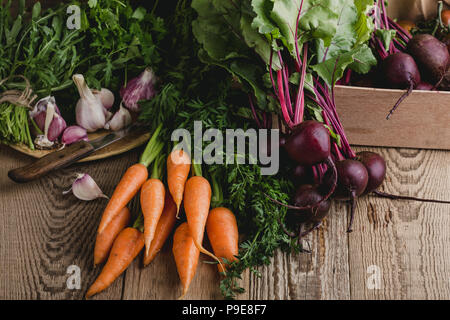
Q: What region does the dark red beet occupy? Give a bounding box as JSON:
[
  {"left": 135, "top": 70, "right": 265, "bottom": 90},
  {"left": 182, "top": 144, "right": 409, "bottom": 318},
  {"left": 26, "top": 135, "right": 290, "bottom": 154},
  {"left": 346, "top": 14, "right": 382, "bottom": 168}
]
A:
[
  {"left": 334, "top": 160, "right": 369, "bottom": 200},
  {"left": 291, "top": 165, "right": 315, "bottom": 186},
  {"left": 415, "top": 82, "right": 434, "bottom": 90},
  {"left": 290, "top": 185, "right": 331, "bottom": 224},
  {"left": 382, "top": 52, "right": 421, "bottom": 119},
  {"left": 284, "top": 120, "right": 331, "bottom": 166},
  {"left": 407, "top": 34, "right": 450, "bottom": 84},
  {"left": 334, "top": 159, "right": 369, "bottom": 233},
  {"left": 356, "top": 151, "right": 386, "bottom": 194},
  {"left": 383, "top": 52, "right": 421, "bottom": 89}
]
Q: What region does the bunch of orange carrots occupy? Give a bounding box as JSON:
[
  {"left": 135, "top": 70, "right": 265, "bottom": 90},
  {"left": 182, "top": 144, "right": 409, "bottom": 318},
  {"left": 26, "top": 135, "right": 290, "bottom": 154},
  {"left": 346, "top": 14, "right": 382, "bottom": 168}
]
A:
[{"left": 85, "top": 126, "right": 239, "bottom": 299}]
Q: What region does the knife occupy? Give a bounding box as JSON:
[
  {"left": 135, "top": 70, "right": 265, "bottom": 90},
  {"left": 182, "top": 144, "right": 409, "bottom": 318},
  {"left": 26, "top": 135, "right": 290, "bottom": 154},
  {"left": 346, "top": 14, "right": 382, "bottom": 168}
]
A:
[{"left": 8, "top": 126, "right": 145, "bottom": 183}]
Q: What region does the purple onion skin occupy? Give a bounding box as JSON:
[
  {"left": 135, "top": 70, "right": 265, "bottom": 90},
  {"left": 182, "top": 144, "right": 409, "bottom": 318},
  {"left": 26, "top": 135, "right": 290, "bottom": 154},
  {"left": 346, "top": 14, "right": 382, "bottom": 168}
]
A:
[
  {"left": 407, "top": 34, "right": 450, "bottom": 83},
  {"left": 356, "top": 151, "right": 386, "bottom": 194},
  {"left": 62, "top": 126, "right": 88, "bottom": 145},
  {"left": 334, "top": 159, "right": 369, "bottom": 200},
  {"left": 120, "top": 69, "right": 156, "bottom": 112},
  {"left": 284, "top": 120, "right": 331, "bottom": 166},
  {"left": 383, "top": 52, "right": 421, "bottom": 89},
  {"left": 289, "top": 185, "right": 331, "bottom": 224}
]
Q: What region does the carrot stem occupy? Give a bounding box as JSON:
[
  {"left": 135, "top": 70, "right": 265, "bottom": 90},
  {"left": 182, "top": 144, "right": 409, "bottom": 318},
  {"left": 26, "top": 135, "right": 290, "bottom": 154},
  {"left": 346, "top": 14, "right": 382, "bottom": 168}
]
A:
[
  {"left": 139, "top": 123, "right": 163, "bottom": 167},
  {"left": 192, "top": 162, "right": 202, "bottom": 177}
]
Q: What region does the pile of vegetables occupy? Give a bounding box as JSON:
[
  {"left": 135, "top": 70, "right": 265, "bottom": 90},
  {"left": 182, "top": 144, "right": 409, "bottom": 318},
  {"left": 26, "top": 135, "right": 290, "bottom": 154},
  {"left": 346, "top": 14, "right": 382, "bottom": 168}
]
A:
[
  {"left": 0, "top": 0, "right": 163, "bottom": 149},
  {"left": 341, "top": 1, "right": 450, "bottom": 118},
  {"left": 2, "top": 0, "right": 450, "bottom": 300}
]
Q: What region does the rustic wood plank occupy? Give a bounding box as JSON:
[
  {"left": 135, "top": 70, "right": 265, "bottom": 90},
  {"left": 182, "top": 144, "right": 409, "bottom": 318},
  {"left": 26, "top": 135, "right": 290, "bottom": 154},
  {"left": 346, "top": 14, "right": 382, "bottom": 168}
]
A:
[
  {"left": 247, "top": 201, "right": 351, "bottom": 300},
  {"left": 348, "top": 146, "right": 450, "bottom": 299},
  {"left": 0, "top": 145, "right": 139, "bottom": 300},
  {"left": 1, "top": 143, "right": 450, "bottom": 300}
]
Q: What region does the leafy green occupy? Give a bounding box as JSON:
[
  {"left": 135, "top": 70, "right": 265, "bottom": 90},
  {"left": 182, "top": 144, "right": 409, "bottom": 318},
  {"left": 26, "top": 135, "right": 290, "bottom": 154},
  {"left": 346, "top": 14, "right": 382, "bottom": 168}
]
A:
[
  {"left": 311, "top": 44, "right": 376, "bottom": 85},
  {"left": 138, "top": 1, "right": 296, "bottom": 299}
]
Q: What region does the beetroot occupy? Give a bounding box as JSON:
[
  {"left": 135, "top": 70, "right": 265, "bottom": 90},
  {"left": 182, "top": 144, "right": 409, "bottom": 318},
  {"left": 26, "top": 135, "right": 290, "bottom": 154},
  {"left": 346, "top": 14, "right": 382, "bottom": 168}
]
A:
[
  {"left": 382, "top": 52, "right": 421, "bottom": 119},
  {"left": 291, "top": 185, "right": 331, "bottom": 224},
  {"left": 407, "top": 34, "right": 450, "bottom": 84},
  {"left": 284, "top": 120, "right": 331, "bottom": 166},
  {"left": 291, "top": 165, "right": 315, "bottom": 186},
  {"left": 383, "top": 52, "right": 421, "bottom": 89},
  {"left": 356, "top": 151, "right": 386, "bottom": 194},
  {"left": 334, "top": 160, "right": 369, "bottom": 232}
]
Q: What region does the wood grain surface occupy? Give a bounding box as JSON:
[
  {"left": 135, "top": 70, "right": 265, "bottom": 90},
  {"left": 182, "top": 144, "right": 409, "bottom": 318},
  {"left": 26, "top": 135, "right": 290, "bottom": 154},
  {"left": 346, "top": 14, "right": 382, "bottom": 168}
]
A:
[{"left": 0, "top": 145, "right": 449, "bottom": 300}]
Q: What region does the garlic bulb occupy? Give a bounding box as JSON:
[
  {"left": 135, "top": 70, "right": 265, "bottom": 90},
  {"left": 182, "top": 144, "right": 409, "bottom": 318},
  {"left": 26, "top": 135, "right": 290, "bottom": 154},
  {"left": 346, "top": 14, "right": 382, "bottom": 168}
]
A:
[
  {"left": 30, "top": 96, "right": 66, "bottom": 141},
  {"left": 73, "top": 74, "right": 106, "bottom": 132},
  {"left": 63, "top": 173, "right": 108, "bottom": 201},
  {"left": 120, "top": 68, "right": 157, "bottom": 112},
  {"left": 33, "top": 99, "right": 67, "bottom": 148},
  {"left": 104, "top": 102, "right": 132, "bottom": 131}
]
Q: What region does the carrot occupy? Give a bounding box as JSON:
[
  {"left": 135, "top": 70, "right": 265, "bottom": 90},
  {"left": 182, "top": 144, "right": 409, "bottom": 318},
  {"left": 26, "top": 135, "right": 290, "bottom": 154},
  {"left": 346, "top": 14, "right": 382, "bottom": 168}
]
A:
[
  {"left": 206, "top": 207, "right": 239, "bottom": 273},
  {"left": 167, "top": 149, "right": 191, "bottom": 216},
  {"left": 86, "top": 227, "right": 144, "bottom": 299},
  {"left": 97, "top": 163, "right": 148, "bottom": 234},
  {"left": 172, "top": 222, "right": 199, "bottom": 299},
  {"left": 94, "top": 206, "right": 131, "bottom": 266},
  {"left": 140, "top": 178, "right": 165, "bottom": 257},
  {"left": 143, "top": 192, "right": 177, "bottom": 266},
  {"left": 183, "top": 176, "right": 222, "bottom": 269}
]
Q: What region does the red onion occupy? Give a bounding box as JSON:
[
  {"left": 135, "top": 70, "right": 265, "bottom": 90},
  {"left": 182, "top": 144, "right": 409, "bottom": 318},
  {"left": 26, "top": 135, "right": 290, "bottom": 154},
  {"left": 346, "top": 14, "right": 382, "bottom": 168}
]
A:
[{"left": 120, "top": 68, "right": 157, "bottom": 112}]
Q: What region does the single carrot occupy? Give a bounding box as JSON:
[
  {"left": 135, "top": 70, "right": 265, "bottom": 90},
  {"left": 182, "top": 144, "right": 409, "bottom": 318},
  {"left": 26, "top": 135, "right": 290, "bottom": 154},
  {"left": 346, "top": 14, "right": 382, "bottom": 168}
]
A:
[
  {"left": 183, "top": 176, "right": 222, "bottom": 269},
  {"left": 206, "top": 207, "right": 239, "bottom": 273},
  {"left": 167, "top": 149, "right": 191, "bottom": 217},
  {"left": 94, "top": 206, "right": 131, "bottom": 266},
  {"left": 140, "top": 178, "right": 165, "bottom": 257},
  {"left": 97, "top": 163, "right": 148, "bottom": 234},
  {"left": 86, "top": 227, "right": 144, "bottom": 299},
  {"left": 173, "top": 222, "right": 199, "bottom": 299},
  {"left": 143, "top": 192, "right": 177, "bottom": 266}
]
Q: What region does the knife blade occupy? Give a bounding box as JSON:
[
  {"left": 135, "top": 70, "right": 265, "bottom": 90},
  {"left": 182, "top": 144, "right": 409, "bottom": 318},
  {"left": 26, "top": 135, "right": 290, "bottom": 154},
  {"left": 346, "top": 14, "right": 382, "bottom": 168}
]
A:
[{"left": 8, "top": 125, "right": 147, "bottom": 183}]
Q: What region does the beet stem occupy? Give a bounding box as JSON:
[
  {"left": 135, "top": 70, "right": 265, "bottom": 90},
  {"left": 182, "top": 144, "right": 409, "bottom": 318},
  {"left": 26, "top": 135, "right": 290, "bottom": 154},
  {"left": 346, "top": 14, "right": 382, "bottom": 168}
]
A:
[
  {"left": 277, "top": 216, "right": 298, "bottom": 238},
  {"left": 300, "top": 222, "right": 322, "bottom": 237},
  {"left": 386, "top": 81, "right": 414, "bottom": 120},
  {"left": 373, "top": 190, "right": 450, "bottom": 204},
  {"left": 347, "top": 190, "right": 357, "bottom": 233}
]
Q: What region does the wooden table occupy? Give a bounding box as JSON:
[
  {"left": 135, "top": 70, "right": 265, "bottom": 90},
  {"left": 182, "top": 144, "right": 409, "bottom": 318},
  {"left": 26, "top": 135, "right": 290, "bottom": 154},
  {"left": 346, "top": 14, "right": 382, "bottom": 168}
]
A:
[{"left": 0, "top": 144, "right": 449, "bottom": 300}]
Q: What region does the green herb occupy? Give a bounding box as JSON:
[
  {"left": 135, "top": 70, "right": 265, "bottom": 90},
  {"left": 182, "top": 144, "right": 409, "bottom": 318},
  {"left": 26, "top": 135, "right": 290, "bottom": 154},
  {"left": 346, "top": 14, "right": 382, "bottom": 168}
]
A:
[
  {"left": 0, "top": 103, "right": 34, "bottom": 149},
  {"left": 137, "top": 1, "right": 298, "bottom": 299}
]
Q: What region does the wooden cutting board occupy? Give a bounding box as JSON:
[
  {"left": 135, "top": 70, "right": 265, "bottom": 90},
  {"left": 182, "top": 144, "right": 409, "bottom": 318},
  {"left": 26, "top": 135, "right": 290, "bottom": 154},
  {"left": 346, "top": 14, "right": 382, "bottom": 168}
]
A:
[{"left": 9, "top": 129, "right": 151, "bottom": 162}]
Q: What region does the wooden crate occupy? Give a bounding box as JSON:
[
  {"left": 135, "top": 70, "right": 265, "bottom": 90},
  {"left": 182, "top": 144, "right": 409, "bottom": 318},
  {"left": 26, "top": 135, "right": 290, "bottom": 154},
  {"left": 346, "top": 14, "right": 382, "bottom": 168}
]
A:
[
  {"left": 334, "top": 85, "right": 450, "bottom": 150},
  {"left": 334, "top": 0, "right": 450, "bottom": 151}
]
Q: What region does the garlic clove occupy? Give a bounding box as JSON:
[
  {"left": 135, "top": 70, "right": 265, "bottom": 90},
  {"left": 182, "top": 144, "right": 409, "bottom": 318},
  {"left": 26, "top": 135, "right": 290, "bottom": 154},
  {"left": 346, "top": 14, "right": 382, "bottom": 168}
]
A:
[
  {"left": 120, "top": 68, "right": 157, "bottom": 112},
  {"left": 61, "top": 126, "right": 88, "bottom": 145},
  {"left": 63, "top": 173, "right": 108, "bottom": 201},
  {"left": 47, "top": 113, "right": 67, "bottom": 142},
  {"left": 93, "top": 88, "right": 115, "bottom": 109},
  {"left": 30, "top": 96, "right": 63, "bottom": 134},
  {"left": 104, "top": 102, "right": 132, "bottom": 131}
]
